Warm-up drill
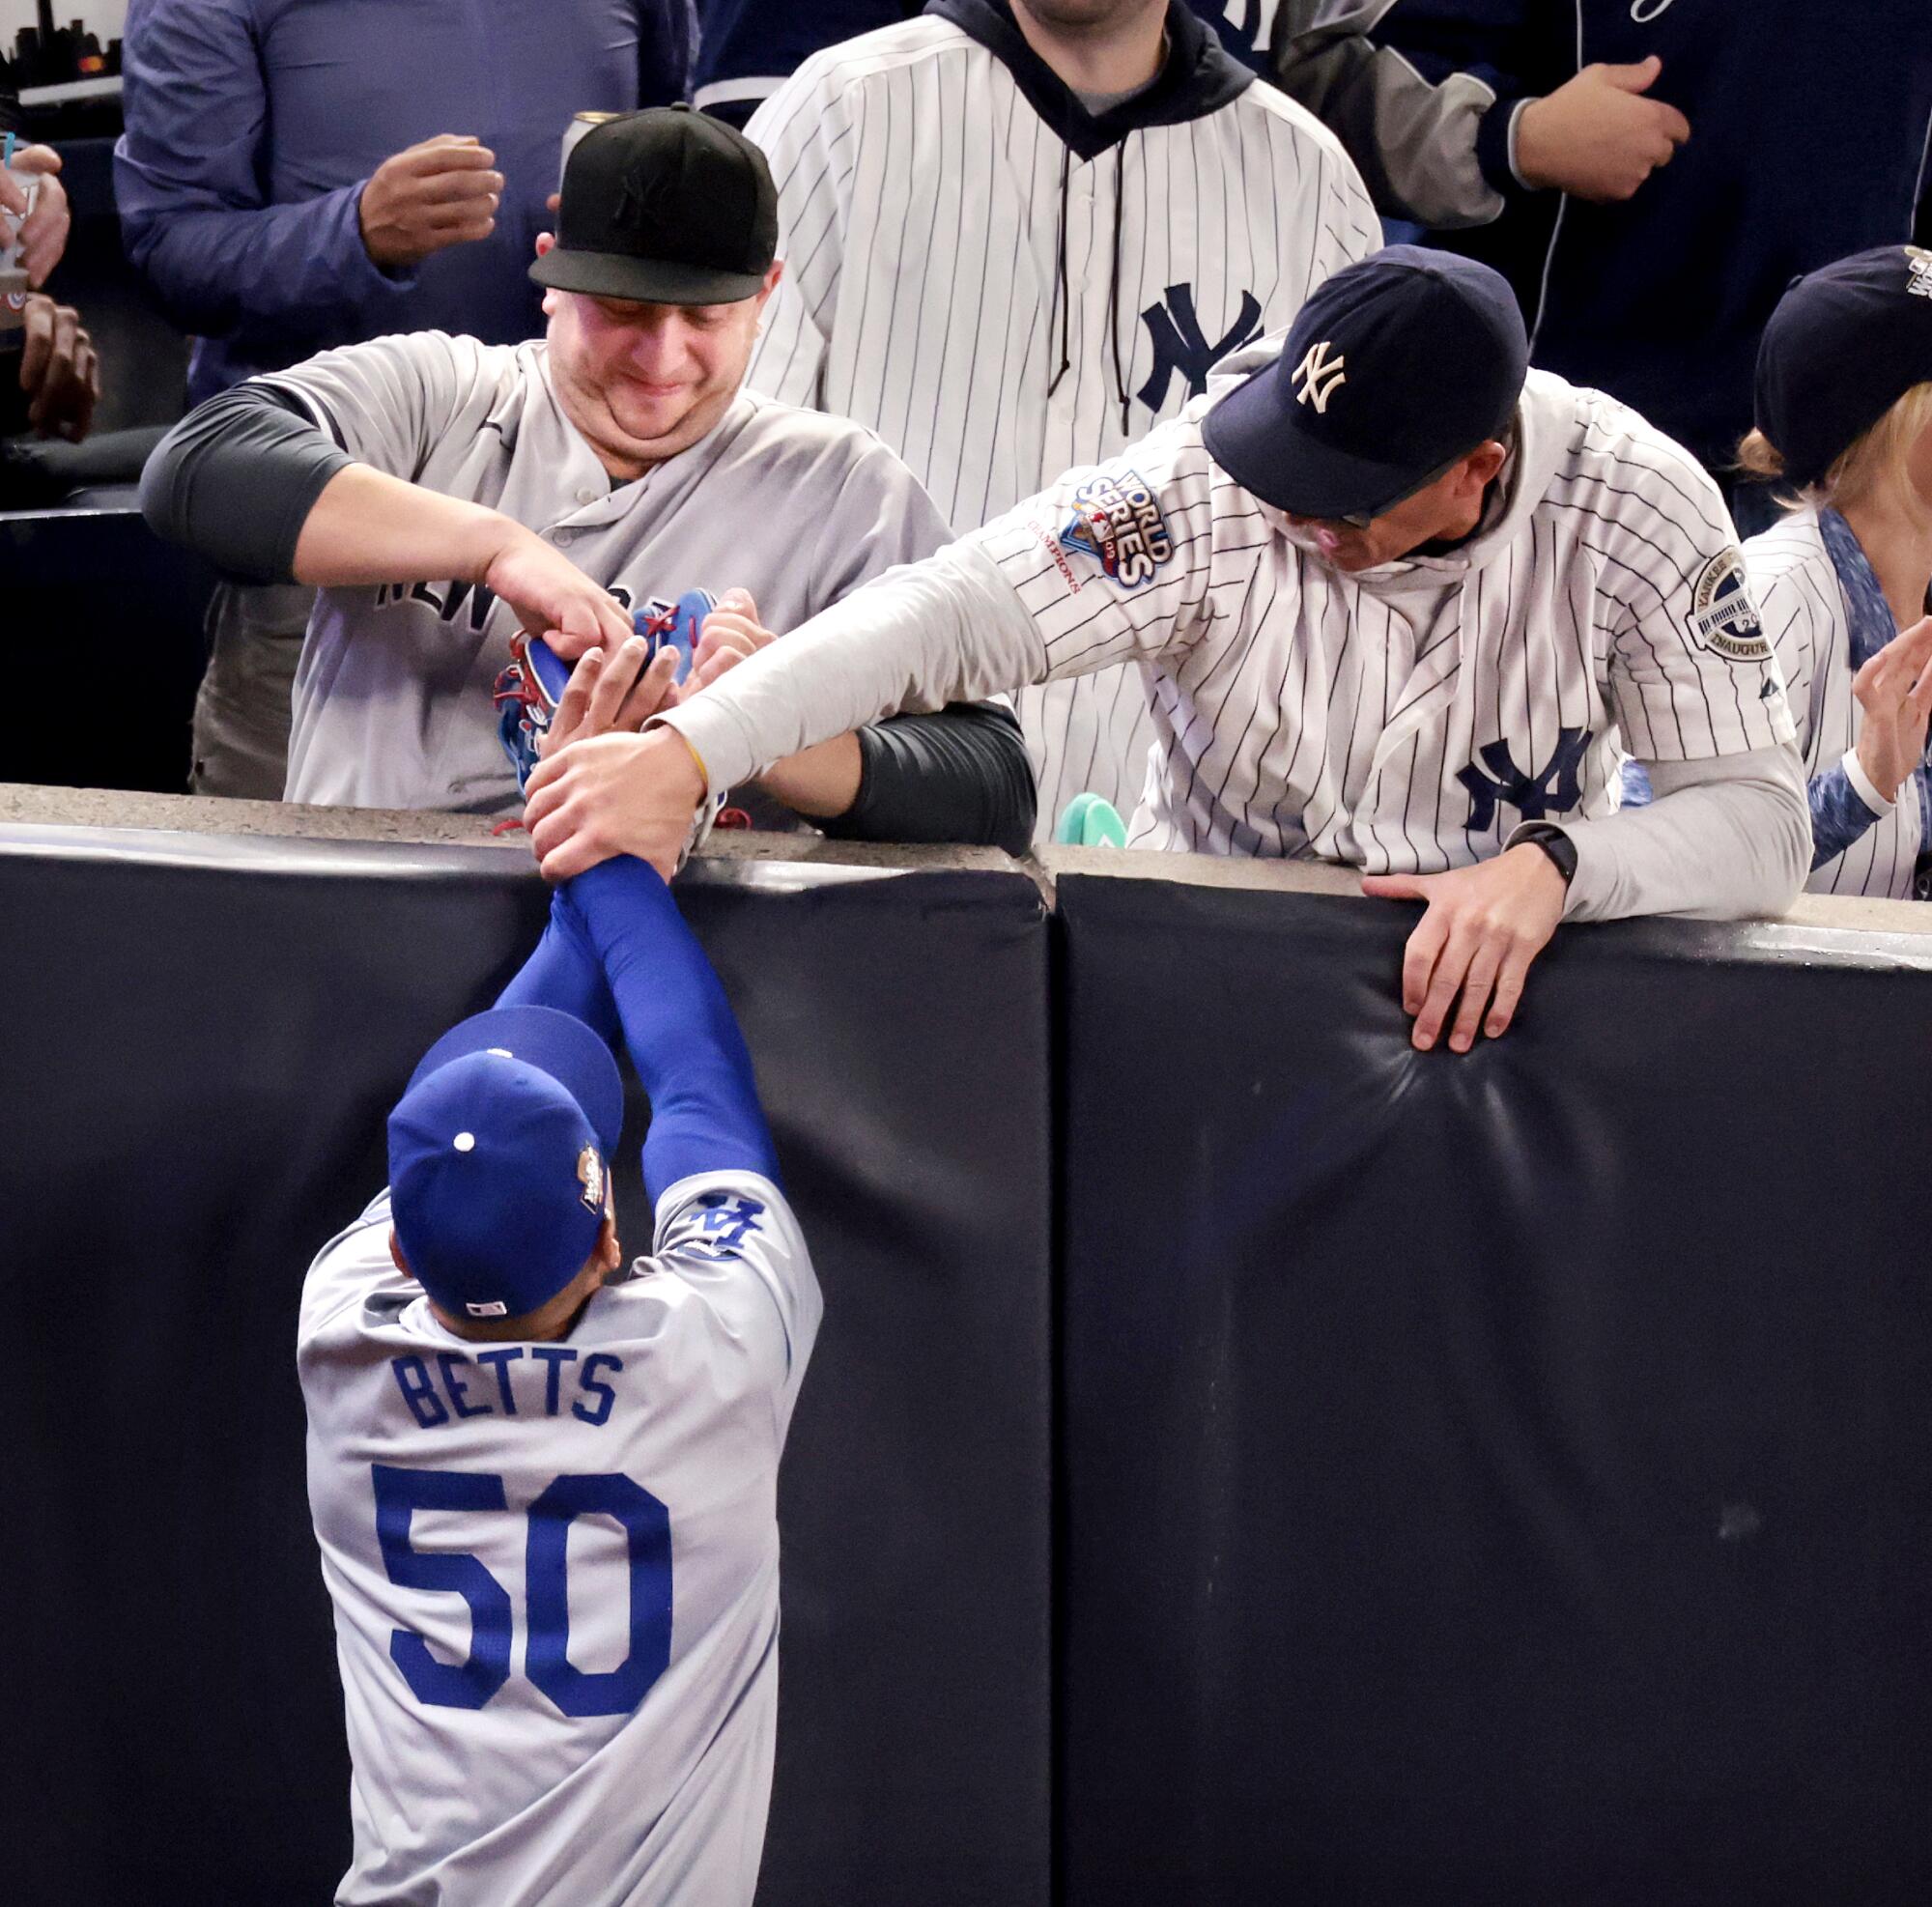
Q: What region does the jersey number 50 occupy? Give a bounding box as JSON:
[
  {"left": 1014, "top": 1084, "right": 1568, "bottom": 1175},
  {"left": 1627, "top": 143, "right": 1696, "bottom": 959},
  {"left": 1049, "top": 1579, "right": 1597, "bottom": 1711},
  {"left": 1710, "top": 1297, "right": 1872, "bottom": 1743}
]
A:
[{"left": 373, "top": 1464, "right": 672, "bottom": 1718}]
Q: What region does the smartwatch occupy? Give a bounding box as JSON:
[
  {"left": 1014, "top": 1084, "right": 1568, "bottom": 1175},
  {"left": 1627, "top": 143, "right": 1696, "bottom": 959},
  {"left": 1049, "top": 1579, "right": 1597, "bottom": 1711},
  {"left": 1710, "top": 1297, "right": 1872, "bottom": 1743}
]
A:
[{"left": 1513, "top": 821, "right": 1577, "bottom": 886}]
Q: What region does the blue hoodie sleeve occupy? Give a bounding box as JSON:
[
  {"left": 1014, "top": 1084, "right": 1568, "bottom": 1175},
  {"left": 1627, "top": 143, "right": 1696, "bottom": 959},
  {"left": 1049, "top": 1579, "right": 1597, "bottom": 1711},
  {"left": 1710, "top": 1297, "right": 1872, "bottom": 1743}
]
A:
[{"left": 114, "top": 0, "right": 419, "bottom": 345}]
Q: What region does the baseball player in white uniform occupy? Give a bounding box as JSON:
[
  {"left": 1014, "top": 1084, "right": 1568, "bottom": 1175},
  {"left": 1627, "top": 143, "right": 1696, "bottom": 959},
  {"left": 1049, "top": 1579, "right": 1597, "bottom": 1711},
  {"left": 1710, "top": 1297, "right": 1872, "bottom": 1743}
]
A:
[
  {"left": 141, "top": 108, "right": 1034, "bottom": 847},
  {"left": 527, "top": 248, "right": 1809, "bottom": 1053},
  {"left": 301, "top": 851, "right": 815, "bottom": 1905},
  {"left": 1735, "top": 247, "right": 1932, "bottom": 900},
  {"left": 741, "top": 0, "right": 1379, "bottom": 838}
]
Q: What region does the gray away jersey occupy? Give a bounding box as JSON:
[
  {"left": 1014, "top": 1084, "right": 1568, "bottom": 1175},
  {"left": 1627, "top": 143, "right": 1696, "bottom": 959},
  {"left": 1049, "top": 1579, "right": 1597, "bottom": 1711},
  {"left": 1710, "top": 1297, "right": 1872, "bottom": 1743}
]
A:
[
  {"left": 298, "top": 1170, "right": 819, "bottom": 1907},
  {"left": 258, "top": 331, "right": 951, "bottom": 811},
  {"left": 742, "top": 14, "right": 1379, "bottom": 837},
  {"left": 1746, "top": 506, "right": 1929, "bottom": 898}
]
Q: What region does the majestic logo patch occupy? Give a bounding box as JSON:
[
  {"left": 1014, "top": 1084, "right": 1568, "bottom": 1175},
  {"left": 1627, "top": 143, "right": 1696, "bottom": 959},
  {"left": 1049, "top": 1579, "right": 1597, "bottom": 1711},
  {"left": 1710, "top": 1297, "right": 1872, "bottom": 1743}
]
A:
[
  {"left": 1059, "top": 470, "right": 1174, "bottom": 589},
  {"left": 1687, "top": 549, "right": 1772, "bottom": 662},
  {"left": 1907, "top": 245, "right": 1932, "bottom": 300},
  {"left": 1293, "top": 340, "right": 1347, "bottom": 413},
  {"left": 1458, "top": 727, "right": 1592, "bottom": 832},
  {"left": 1136, "top": 282, "right": 1264, "bottom": 413},
  {"left": 577, "top": 1144, "right": 605, "bottom": 1214}
]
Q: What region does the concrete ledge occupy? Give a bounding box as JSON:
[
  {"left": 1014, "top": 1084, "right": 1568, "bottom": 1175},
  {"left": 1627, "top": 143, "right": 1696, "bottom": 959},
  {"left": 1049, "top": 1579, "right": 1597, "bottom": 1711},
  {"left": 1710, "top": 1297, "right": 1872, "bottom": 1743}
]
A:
[{"left": 4, "top": 782, "right": 1928, "bottom": 938}]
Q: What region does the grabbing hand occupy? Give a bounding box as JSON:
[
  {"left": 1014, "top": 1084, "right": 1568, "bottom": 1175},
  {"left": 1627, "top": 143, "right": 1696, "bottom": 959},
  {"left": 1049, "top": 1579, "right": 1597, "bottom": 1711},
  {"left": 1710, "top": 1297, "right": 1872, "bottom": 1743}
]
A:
[
  {"left": 18, "top": 294, "right": 98, "bottom": 441},
  {"left": 1, "top": 146, "right": 70, "bottom": 286},
  {"left": 689, "top": 586, "right": 777, "bottom": 692},
  {"left": 479, "top": 522, "right": 634, "bottom": 658},
  {"left": 1515, "top": 57, "right": 1690, "bottom": 202},
  {"left": 1852, "top": 612, "right": 1932, "bottom": 803},
  {"left": 525, "top": 727, "right": 708, "bottom": 882},
  {"left": 1362, "top": 842, "right": 1570, "bottom": 1052},
  {"left": 539, "top": 635, "right": 682, "bottom": 759},
  {"left": 359, "top": 134, "right": 503, "bottom": 270}
]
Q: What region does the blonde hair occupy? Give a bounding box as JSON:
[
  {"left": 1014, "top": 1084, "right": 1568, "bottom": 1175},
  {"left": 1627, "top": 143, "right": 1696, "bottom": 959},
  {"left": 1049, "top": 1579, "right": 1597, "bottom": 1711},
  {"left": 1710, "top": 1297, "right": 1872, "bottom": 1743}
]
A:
[{"left": 1738, "top": 380, "right": 1932, "bottom": 515}]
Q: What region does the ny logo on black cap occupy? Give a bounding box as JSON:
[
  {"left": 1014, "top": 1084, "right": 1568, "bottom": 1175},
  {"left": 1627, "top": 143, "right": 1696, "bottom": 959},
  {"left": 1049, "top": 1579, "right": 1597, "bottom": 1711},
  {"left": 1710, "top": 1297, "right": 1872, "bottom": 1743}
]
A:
[
  {"left": 1293, "top": 341, "right": 1348, "bottom": 413},
  {"left": 614, "top": 157, "right": 676, "bottom": 243}
]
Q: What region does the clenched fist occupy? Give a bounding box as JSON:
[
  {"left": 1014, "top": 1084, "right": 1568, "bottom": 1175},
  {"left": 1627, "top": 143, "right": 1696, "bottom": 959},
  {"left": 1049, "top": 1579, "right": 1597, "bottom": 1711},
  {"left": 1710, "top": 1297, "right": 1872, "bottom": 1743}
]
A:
[
  {"left": 1516, "top": 57, "right": 1690, "bottom": 204},
  {"left": 359, "top": 135, "right": 504, "bottom": 270}
]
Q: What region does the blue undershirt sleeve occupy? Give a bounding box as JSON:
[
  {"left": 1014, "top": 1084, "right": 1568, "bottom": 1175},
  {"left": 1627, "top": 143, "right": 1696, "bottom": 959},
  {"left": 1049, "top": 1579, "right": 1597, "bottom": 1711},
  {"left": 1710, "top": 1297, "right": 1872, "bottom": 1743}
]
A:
[
  {"left": 560, "top": 858, "right": 781, "bottom": 1200},
  {"left": 491, "top": 892, "right": 622, "bottom": 1046}
]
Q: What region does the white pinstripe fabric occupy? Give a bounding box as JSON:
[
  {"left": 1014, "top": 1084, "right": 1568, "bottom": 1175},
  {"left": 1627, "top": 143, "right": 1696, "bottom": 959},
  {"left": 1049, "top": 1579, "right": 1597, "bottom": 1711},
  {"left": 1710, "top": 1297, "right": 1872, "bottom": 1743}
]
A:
[{"left": 742, "top": 16, "right": 1379, "bottom": 837}]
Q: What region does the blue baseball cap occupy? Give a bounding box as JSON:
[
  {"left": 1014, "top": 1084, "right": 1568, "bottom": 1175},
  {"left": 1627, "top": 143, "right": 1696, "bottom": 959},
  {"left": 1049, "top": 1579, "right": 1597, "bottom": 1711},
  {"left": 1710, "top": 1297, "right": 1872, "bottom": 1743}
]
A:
[
  {"left": 1754, "top": 246, "right": 1932, "bottom": 488},
  {"left": 387, "top": 1005, "right": 625, "bottom": 1323},
  {"left": 1203, "top": 245, "right": 1529, "bottom": 523}
]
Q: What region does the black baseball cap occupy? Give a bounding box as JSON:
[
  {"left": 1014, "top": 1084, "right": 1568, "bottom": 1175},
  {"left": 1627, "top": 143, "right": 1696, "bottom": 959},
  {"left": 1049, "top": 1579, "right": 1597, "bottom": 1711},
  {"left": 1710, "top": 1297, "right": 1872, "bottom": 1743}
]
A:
[
  {"left": 530, "top": 105, "right": 778, "bottom": 307},
  {"left": 1203, "top": 246, "right": 1529, "bottom": 523},
  {"left": 1754, "top": 246, "right": 1932, "bottom": 488}
]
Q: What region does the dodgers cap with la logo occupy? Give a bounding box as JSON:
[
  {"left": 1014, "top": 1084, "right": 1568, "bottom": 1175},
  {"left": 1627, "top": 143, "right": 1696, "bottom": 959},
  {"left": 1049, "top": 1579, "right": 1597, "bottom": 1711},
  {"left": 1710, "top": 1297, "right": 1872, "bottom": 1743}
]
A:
[
  {"left": 1203, "top": 245, "right": 1530, "bottom": 522},
  {"left": 387, "top": 1005, "right": 626, "bottom": 1324},
  {"left": 1753, "top": 245, "right": 1932, "bottom": 489}
]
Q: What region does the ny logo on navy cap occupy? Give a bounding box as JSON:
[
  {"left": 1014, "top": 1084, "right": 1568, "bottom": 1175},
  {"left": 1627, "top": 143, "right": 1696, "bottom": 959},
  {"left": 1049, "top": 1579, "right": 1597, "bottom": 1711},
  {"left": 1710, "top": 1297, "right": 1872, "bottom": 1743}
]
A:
[
  {"left": 1204, "top": 246, "right": 1529, "bottom": 524},
  {"left": 1293, "top": 341, "right": 1348, "bottom": 413}
]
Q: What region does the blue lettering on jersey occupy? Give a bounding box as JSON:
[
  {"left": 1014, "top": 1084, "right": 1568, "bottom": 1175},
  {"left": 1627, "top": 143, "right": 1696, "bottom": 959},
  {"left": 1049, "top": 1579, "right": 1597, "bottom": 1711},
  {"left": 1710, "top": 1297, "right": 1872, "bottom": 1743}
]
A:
[
  {"left": 1458, "top": 727, "right": 1592, "bottom": 832},
  {"left": 474, "top": 1347, "right": 524, "bottom": 1413},
  {"left": 572, "top": 1352, "right": 625, "bottom": 1427},
  {"left": 531, "top": 1345, "right": 579, "bottom": 1415},
  {"left": 1136, "top": 283, "right": 1264, "bottom": 413},
  {"left": 391, "top": 1354, "right": 450, "bottom": 1428},
  {"left": 394, "top": 1346, "right": 625, "bottom": 1427},
  {"left": 373, "top": 578, "right": 499, "bottom": 634},
  {"left": 437, "top": 1352, "right": 492, "bottom": 1418}
]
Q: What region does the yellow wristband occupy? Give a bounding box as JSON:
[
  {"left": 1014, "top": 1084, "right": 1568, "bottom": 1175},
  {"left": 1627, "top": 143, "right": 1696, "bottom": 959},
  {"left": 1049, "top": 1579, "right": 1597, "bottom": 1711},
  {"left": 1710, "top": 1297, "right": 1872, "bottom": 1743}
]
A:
[{"left": 663, "top": 721, "right": 710, "bottom": 794}]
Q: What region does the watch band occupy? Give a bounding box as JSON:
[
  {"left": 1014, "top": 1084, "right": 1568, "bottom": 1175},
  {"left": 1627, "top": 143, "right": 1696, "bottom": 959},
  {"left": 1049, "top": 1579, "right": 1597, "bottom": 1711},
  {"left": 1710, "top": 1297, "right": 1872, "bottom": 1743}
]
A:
[{"left": 1514, "top": 822, "right": 1578, "bottom": 885}]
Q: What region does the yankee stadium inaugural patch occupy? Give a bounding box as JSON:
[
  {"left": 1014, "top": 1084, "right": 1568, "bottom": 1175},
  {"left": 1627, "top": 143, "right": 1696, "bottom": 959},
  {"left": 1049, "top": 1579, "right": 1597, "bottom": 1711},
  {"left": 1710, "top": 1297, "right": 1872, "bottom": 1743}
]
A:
[{"left": 1687, "top": 549, "right": 1773, "bottom": 663}]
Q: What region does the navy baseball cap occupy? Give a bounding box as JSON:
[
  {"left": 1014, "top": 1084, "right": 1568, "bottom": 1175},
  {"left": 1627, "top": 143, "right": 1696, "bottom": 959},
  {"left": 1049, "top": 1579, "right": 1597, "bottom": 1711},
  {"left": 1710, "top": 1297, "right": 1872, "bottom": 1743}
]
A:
[
  {"left": 387, "top": 1005, "right": 625, "bottom": 1323},
  {"left": 1204, "top": 246, "right": 1529, "bottom": 523},
  {"left": 1754, "top": 246, "right": 1932, "bottom": 488}
]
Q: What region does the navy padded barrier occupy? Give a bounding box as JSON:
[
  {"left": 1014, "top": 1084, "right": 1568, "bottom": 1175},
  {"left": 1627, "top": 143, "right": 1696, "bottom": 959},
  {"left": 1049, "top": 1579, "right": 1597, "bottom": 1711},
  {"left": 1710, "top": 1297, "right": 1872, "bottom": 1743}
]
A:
[
  {"left": 1, "top": 506, "right": 214, "bottom": 792},
  {"left": 0, "top": 831, "right": 1050, "bottom": 1907},
  {"left": 1054, "top": 872, "right": 1932, "bottom": 1907}
]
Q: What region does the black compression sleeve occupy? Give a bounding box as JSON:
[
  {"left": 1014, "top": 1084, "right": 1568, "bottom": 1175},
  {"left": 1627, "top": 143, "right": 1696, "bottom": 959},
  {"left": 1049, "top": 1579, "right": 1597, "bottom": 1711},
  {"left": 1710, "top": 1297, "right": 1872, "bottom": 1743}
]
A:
[
  {"left": 818, "top": 700, "right": 1037, "bottom": 856},
  {"left": 138, "top": 382, "right": 354, "bottom": 583}
]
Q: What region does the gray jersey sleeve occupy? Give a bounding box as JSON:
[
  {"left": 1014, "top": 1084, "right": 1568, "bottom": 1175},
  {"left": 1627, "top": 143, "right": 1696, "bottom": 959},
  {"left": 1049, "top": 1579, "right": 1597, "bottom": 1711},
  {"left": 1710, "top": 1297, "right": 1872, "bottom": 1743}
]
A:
[
  {"left": 1535, "top": 743, "right": 1810, "bottom": 923},
  {"left": 795, "top": 426, "right": 957, "bottom": 613},
  {"left": 252, "top": 329, "right": 488, "bottom": 481},
  {"left": 1271, "top": 0, "right": 1514, "bottom": 228}
]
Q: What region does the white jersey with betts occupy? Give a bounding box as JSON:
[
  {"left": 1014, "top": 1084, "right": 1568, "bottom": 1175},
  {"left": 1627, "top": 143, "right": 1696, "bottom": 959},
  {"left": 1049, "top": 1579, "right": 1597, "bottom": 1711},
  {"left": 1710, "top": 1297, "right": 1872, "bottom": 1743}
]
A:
[
  {"left": 968, "top": 364, "right": 1796, "bottom": 860},
  {"left": 257, "top": 331, "right": 950, "bottom": 812},
  {"left": 298, "top": 1171, "right": 819, "bottom": 1907},
  {"left": 1746, "top": 506, "right": 1929, "bottom": 898},
  {"left": 742, "top": 13, "right": 1379, "bottom": 837}
]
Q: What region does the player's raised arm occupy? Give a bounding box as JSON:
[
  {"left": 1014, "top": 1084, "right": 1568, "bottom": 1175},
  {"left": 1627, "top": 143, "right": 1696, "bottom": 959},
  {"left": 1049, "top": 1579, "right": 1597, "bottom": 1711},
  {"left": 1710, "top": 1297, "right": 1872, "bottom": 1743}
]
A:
[{"left": 560, "top": 856, "right": 779, "bottom": 1201}]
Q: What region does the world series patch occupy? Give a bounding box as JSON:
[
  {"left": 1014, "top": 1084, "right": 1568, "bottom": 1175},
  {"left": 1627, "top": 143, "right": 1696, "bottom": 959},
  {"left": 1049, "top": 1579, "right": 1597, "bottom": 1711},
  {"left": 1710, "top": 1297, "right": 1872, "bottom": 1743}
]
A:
[
  {"left": 1687, "top": 549, "right": 1772, "bottom": 663},
  {"left": 1908, "top": 245, "right": 1932, "bottom": 300},
  {"left": 1059, "top": 469, "right": 1175, "bottom": 589}
]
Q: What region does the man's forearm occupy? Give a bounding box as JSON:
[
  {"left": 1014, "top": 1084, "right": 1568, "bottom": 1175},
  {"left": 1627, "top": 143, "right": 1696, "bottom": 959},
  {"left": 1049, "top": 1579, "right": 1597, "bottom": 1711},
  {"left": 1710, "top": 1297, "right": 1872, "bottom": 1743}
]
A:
[
  {"left": 290, "top": 463, "right": 505, "bottom": 590},
  {"left": 1542, "top": 745, "right": 1810, "bottom": 923},
  {"left": 663, "top": 541, "right": 1046, "bottom": 796}
]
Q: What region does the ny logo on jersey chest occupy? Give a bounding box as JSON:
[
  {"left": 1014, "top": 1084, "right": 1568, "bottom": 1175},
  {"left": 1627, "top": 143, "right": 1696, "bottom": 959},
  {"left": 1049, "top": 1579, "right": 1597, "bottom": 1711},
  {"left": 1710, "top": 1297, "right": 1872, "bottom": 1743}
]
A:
[
  {"left": 1136, "top": 282, "right": 1264, "bottom": 413},
  {"left": 1457, "top": 727, "right": 1592, "bottom": 832}
]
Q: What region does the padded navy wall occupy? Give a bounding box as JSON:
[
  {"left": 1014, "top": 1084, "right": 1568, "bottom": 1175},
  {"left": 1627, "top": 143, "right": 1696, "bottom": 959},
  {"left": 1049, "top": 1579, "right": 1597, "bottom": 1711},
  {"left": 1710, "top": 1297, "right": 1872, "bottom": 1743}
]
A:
[
  {"left": 1054, "top": 873, "right": 1932, "bottom": 1907},
  {"left": 0, "top": 831, "right": 1051, "bottom": 1907}
]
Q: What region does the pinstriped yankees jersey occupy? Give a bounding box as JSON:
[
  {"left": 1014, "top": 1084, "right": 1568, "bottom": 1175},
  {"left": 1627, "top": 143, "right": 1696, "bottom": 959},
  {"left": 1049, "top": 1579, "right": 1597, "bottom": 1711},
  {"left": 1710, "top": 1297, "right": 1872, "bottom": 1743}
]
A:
[
  {"left": 741, "top": 0, "right": 1378, "bottom": 839},
  {"left": 1746, "top": 506, "right": 1930, "bottom": 898},
  {"left": 969, "top": 365, "right": 1795, "bottom": 861}
]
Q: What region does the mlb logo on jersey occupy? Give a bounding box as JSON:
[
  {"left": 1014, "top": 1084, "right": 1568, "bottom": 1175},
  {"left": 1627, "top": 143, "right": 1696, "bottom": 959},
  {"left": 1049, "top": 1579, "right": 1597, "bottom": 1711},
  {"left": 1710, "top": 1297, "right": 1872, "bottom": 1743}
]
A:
[
  {"left": 1687, "top": 550, "right": 1772, "bottom": 663},
  {"left": 1059, "top": 470, "right": 1175, "bottom": 588}
]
